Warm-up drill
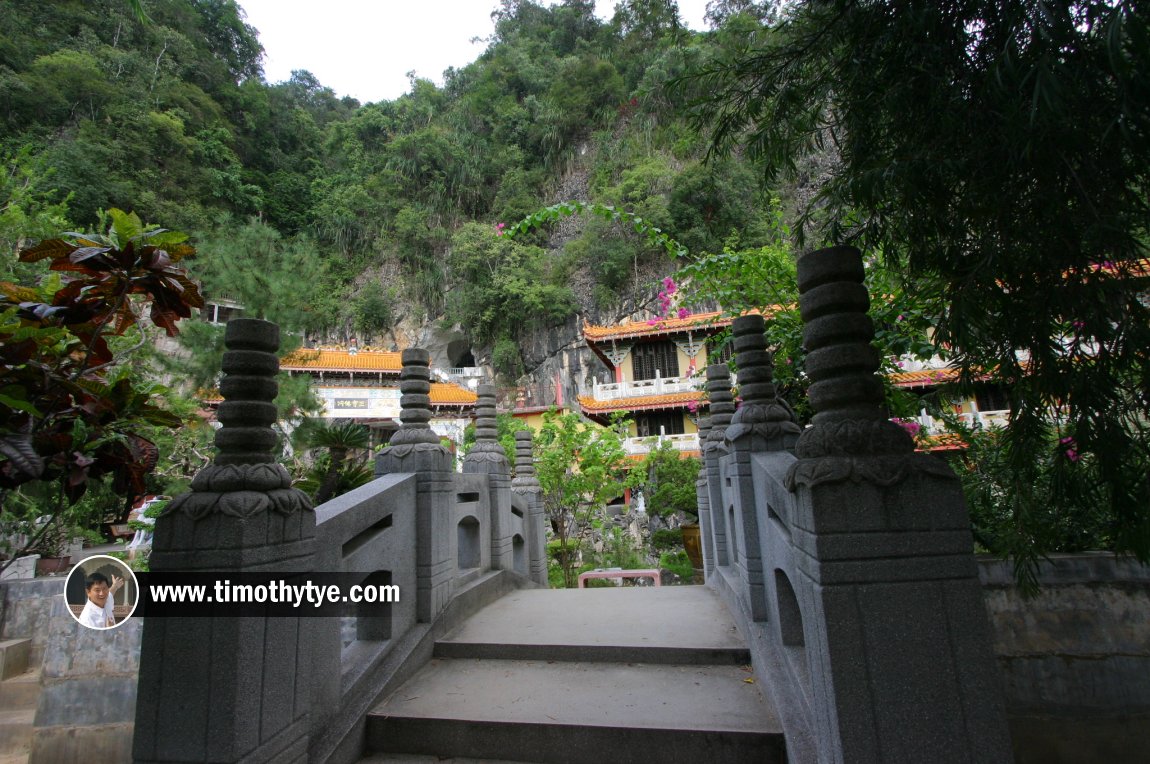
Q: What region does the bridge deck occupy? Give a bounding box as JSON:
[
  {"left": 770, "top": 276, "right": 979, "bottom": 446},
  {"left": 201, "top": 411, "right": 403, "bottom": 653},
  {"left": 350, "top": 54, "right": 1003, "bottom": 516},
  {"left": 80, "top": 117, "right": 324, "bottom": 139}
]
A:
[
  {"left": 434, "top": 585, "right": 751, "bottom": 663},
  {"left": 366, "top": 586, "right": 785, "bottom": 764}
]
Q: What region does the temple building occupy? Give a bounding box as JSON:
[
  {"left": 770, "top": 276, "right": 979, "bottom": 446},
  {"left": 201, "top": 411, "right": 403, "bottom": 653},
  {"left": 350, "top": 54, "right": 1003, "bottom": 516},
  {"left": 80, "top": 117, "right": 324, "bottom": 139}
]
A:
[
  {"left": 577, "top": 311, "right": 736, "bottom": 458},
  {"left": 280, "top": 345, "right": 478, "bottom": 450},
  {"left": 579, "top": 309, "right": 1022, "bottom": 456},
  {"left": 885, "top": 355, "right": 1012, "bottom": 451}
]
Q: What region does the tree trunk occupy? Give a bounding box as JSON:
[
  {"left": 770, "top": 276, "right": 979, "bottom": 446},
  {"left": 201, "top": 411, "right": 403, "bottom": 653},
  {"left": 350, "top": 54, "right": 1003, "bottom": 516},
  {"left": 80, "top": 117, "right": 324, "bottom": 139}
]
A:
[{"left": 314, "top": 447, "right": 347, "bottom": 505}]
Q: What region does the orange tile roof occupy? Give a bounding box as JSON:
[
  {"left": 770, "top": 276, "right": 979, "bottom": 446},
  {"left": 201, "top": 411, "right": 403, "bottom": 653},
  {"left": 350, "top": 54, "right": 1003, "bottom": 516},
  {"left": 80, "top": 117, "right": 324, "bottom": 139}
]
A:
[
  {"left": 430, "top": 383, "right": 478, "bottom": 406},
  {"left": 625, "top": 449, "right": 702, "bottom": 463},
  {"left": 1065, "top": 257, "right": 1150, "bottom": 279},
  {"left": 281, "top": 348, "right": 402, "bottom": 373},
  {"left": 577, "top": 391, "right": 703, "bottom": 414},
  {"left": 890, "top": 368, "right": 961, "bottom": 388},
  {"left": 583, "top": 310, "right": 729, "bottom": 342},
  {"left": 916, "top": 433, "right": 967, "bottom": 452},
  {"left": 583, "top": 308, "right": 781, "bottom": 343}
]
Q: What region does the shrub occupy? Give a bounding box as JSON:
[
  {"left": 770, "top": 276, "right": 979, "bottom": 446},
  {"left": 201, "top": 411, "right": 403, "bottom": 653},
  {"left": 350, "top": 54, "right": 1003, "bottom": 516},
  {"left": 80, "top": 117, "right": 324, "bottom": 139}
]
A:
[
  {"left": 650, "top": 528, "right": 683, "bottom": 550},
  {"left": 659, "top": 550, "right": 694, "bottom": 583}
]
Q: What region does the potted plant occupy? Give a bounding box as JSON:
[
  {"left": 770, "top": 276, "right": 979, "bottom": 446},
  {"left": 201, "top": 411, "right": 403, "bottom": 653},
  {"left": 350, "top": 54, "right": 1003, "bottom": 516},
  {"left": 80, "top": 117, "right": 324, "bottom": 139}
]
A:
[{"left": 31, "top": 515, "right": 72, "bottom": 575}]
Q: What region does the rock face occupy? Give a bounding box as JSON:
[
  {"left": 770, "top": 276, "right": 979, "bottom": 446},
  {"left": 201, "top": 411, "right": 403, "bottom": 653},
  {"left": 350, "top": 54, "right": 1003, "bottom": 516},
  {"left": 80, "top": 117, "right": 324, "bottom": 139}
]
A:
[
  {"left": 305, "top": 156, "right": 677, "bottom": 408},
  {"left": 497, "top": 154, "right": 674, "bottom": 409}
]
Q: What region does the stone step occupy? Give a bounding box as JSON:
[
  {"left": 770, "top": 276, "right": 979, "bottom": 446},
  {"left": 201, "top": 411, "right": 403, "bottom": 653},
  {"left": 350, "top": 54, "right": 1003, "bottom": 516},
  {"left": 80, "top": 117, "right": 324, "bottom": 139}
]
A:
[
  {"left": 0, "top": 640, "right": 31, "bottom": 681},
  {"left": 0, "top": 708, "right": 34, "bottom": 757},
  {"left": 360, "top": 755, "right": 537, "bottom": 764},
  {"left": 434, "top": 586, "right": 750, "bottom": 665},
  {"left": 366, "top": 658, "right": 785, "bottom": 764},
  {"left": 0, "top": 673, "right": 39, "bottom": 713}
]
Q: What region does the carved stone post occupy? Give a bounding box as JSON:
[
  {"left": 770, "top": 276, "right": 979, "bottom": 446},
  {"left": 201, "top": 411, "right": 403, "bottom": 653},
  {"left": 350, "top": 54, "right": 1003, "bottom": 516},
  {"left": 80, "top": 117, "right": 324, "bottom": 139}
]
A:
[
  {"left": 784, "top": 247, "right": 1012, "bottom": 763},
  {"left": 694, "top": 415, "right": 714, "bottom": 577},
  {"left": 511, "top": 430, "right": 547, "bottom": 587},
  {"left": 463, "top": 383, "right": 513, "bottom": 571},
  {"left": 375, "top": 349, "right": 454, "bottom": 622},
  {"left": 134, "top": 319, "right": 316, "bottom": 764},
  {"left": 723, "top": 314, "right": 801, "bottom": 621},
  {"left": 703, "top": 364, "right": 735, "bottom": 570}
]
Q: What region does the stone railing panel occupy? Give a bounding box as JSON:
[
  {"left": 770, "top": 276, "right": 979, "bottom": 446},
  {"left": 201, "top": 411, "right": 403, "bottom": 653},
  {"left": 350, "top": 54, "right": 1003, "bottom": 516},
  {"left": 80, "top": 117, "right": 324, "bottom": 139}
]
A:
[
  {"left": 310, "top": 473, "right": 419, "bottom": 732},
  {"left": 511, "top": 431, "right": 548, "bottom": 587},
  {"left": 453, "top": 473, "right": 493, "bottom": 584},
  {"left": 508, "top": 492, "right": 529, "bottom": 577},
  {"left": 462, "top": 383, "right": 513, "bottom": 572}
]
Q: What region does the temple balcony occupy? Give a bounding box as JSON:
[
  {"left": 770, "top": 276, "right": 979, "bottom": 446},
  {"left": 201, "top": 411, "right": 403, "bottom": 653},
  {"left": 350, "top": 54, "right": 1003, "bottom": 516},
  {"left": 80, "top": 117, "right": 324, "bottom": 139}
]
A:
[
  {"left": 434, "top": 366, "right": 484, "bottom": 388},
  {"left": 591, "top": 372, "right": 714, "bottom": 401},
  {"left": 622, "top": 432, "right": 701, "bottom": 456},
  {"left": 894, "top": 353, "right": 951, "bottom": 372},
  {"left": 902, "top": 408, "right": 1012, "bottom": 437}
]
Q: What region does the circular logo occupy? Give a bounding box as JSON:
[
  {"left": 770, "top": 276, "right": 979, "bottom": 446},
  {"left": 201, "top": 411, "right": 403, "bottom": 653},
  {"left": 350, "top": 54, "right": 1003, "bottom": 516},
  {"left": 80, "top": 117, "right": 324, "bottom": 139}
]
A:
[{"left": 65, "top": 555, "right": 139, "bottom": 630}]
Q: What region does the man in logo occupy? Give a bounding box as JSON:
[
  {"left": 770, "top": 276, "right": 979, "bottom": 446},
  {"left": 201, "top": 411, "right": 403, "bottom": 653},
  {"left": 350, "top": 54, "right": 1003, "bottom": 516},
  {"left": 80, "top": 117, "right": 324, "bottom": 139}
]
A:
[{"left": 79, "top": 571, "right": 123, "bottom": 629}]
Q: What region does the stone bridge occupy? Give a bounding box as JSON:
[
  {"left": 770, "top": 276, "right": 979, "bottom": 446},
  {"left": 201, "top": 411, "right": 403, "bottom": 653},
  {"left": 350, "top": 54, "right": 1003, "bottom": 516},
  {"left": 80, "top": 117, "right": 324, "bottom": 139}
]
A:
[{"left": 131, "top": 246, "right": 1012, "bottom": 763}]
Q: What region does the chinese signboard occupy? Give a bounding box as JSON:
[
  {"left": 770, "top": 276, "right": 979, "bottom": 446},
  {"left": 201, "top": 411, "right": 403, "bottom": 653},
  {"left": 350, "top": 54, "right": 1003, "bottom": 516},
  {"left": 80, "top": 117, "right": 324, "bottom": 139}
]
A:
[{"left": 315, "top": 387, "right": 401, "bottom": 419}]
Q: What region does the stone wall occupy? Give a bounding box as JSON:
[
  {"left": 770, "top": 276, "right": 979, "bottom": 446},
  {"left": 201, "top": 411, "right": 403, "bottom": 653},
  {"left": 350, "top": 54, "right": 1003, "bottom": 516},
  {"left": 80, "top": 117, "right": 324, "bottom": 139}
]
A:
[
  {"left": 979, "top": 553, "right": 1150, "bottom": 764},
  {"left": 29, "top": 600, "right": 142, "bottom": 763},
  {"left": 0, "top": 577, "right": 65, "bottom": 667},
  {"left": 0, "top": 576, "right": 142, "bottom": 763}
]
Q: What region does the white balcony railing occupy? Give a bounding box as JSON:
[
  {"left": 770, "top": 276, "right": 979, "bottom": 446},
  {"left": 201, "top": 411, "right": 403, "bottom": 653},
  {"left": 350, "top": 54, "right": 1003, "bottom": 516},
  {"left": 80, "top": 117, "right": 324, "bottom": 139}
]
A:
[
  {"left": 622, "top": 433, "right": 701, "bottom": 456},
  {"left": 592, "top": 370, "right": 727, "bottom": 401},
  {"left": 433, "top": 366, "right": 484, "bottom": 387},
  {"left": 901, "top": 409, "right": 1011, "bottom": 436},
  {"left": 895, "top": 354, "right": 951, "bottom": 373}
]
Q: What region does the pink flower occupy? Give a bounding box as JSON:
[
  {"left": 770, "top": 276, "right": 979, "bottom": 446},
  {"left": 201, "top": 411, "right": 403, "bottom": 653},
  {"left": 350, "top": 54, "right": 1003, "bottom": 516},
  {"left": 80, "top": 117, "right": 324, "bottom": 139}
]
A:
[
  {"left": 1059, "top": 436, "right": 1075, "bottom": 445},
  {"left": 1072, "top": 320, "right": 1085, "bottom": 329},
  {"left": 1065, "top": 449, "right": 1080, "bottom": 462},
  {"left": 897, "top": 314, "right": 905, "bottom": 322},
  {"left": 896, "top": 361, "right": 905, "bottom": 368},
  {"left": 677, "top": 307, "right": 690, "bottom": 319},
  {"left": 686, "top": 400, "right": 699, "bottom": 413},
  {"left": 647, "top": 318, "right": 659, "bottom": 326},
  {"left": 495, "top": 222, "right": 506, "bottom": 236},
  {"left": 663, "top": 277, "right": 676, "bottom": 293},
  {"left": 894, "top": 418, "right": 921, "bottom": 437}
]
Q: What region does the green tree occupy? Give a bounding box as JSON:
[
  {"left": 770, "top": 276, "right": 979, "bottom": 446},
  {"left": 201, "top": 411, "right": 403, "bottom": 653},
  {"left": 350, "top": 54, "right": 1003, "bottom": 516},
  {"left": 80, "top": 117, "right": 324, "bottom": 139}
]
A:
[
  {"left": 446, "top": 221, "right": 576, "bottom": 346},
  {"left": 189, "top": 217, "right": 329, "bottom": 332},
  {"left": 533, "top": 409, "right": 637, "bottom": 587},
  {"left": 688, "top": 0, "right": 1150, "bottom": 568},
  {"left": 945, "top": 417, "right": 1116, "bottom": 569},
  {"left": 0, "top": 148, "right": 71, "bottom": 278}
]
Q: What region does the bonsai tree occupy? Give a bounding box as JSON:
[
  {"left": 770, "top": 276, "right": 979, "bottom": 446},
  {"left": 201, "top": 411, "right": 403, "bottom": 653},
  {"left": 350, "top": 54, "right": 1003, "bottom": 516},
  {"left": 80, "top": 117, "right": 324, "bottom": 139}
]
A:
[{"left": 639, "top": 439, "right": 700, "bottom": 521}]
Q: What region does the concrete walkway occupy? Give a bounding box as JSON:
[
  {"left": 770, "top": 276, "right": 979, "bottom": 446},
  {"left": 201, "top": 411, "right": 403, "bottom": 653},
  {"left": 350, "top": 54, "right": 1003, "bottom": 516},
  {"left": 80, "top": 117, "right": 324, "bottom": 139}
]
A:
[{"left": 366, "top": 586, "right": 785, "bottom": 764}]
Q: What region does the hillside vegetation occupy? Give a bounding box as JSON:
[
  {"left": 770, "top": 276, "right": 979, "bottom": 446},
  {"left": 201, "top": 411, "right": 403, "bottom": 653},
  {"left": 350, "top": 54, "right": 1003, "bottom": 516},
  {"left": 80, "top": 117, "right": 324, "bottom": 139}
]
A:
[{"left": 1, "top": 0, "right": 781, "bottom": 378}]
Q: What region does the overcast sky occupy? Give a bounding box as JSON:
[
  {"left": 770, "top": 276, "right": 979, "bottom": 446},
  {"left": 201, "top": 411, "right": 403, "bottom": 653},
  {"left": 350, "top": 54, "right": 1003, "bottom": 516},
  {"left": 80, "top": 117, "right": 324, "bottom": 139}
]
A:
[{"left": 238, "top": 1, "right": 712, "bottom": 104}]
